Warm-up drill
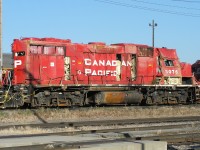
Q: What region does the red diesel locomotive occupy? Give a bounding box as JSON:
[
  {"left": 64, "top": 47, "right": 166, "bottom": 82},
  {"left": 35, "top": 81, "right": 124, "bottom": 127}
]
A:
[{"left": 1, "top": 37, "right": 199, "bottom": 108}]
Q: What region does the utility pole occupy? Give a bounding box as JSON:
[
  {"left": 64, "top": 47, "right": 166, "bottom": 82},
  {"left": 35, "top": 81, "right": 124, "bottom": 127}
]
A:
[
  {"left": 149, "top": 20, "right": 157, "bottom": 48},
  {"left": 0, "top": 0, "right": 2, "bottom": 83}
]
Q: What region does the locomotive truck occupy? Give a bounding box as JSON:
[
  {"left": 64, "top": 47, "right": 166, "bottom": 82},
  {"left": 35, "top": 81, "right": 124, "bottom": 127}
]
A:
[{"left": 0, "top": 37, "right": 199, "bottom": 108}]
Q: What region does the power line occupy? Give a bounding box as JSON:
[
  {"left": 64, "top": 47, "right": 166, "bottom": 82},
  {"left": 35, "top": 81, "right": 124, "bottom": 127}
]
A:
[
  {"left": 130, "top": 0, "right": 200, "bottom": 11},
  {"left": 171, "top": 0, "right": 200, "bottom": 3},
  {"left": 93, "top": 0, "right": 200, "bottom": 17}
]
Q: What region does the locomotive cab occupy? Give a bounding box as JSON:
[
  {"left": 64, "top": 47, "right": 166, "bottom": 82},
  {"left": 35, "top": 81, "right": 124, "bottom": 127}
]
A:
[{"left": 155, "top": 47, "right": 182, "bottom": 85}]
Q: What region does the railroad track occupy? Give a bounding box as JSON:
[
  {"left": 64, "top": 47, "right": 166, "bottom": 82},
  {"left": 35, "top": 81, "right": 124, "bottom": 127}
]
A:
[
  {"left": 1, "top": 115, "right": 200, "bottom": 130},
  {"left": 0, "top": 122, "right": 198, "bottom": 138},
  {"left": 1, "top": 116, "right": 200, "bottom": 149},
  {"left": 1, "top": 132, "right": 200, "bottom": 150}
]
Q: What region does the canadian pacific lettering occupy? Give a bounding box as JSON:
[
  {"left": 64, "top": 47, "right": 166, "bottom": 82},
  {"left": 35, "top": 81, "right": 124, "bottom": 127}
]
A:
[{"left": 84, "top": 58, "right": 131, "bottom": 76}]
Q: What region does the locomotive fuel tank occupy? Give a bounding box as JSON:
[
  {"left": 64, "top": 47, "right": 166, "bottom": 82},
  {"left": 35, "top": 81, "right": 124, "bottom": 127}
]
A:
[{"left": 94, "top": 91, "right": 143, "bottom": 105}]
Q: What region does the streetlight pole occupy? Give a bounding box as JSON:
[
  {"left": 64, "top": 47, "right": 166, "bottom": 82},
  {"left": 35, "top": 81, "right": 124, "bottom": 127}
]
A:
[{"left": 149, "top": 20, "right": 157, "bottom": 48}]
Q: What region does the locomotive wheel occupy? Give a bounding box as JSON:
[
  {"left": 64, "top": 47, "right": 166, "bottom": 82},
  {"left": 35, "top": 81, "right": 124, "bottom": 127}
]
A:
[
  {"left": 65, "top": 98, "right": 72, "bottom": 107},
  {"left": 31, "top": 98, "right": 39, "bottom": 107}
]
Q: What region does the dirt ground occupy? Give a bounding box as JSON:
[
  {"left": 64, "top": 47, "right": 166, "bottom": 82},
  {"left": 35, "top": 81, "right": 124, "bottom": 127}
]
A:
[{"left": 0, "top": 105, "right": 200, "bottom": 125}]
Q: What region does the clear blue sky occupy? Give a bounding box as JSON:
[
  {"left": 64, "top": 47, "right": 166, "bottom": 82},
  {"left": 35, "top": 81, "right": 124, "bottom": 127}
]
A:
[{"left": 3, "top": 0, "right": 200, "bottom": 63}]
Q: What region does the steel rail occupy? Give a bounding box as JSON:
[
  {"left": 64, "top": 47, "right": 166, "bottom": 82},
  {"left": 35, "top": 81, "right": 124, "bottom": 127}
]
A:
[
  {"left": 0, "top": 115, "right": 200, "bottom": 130},
  {"left": 1, "top": 132, "right": 200, "bottom": 150},
  {"left": 0, "top": 122, "right": 199, "bottom": 139}
]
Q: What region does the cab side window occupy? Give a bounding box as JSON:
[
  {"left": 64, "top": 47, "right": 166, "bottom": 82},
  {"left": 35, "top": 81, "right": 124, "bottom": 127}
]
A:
[
  {"left": 164, "top": 60, "right": 174, "bottom": 66},
  {"left": 15, "top": 51, "right": 25, "bottom": 56}
]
